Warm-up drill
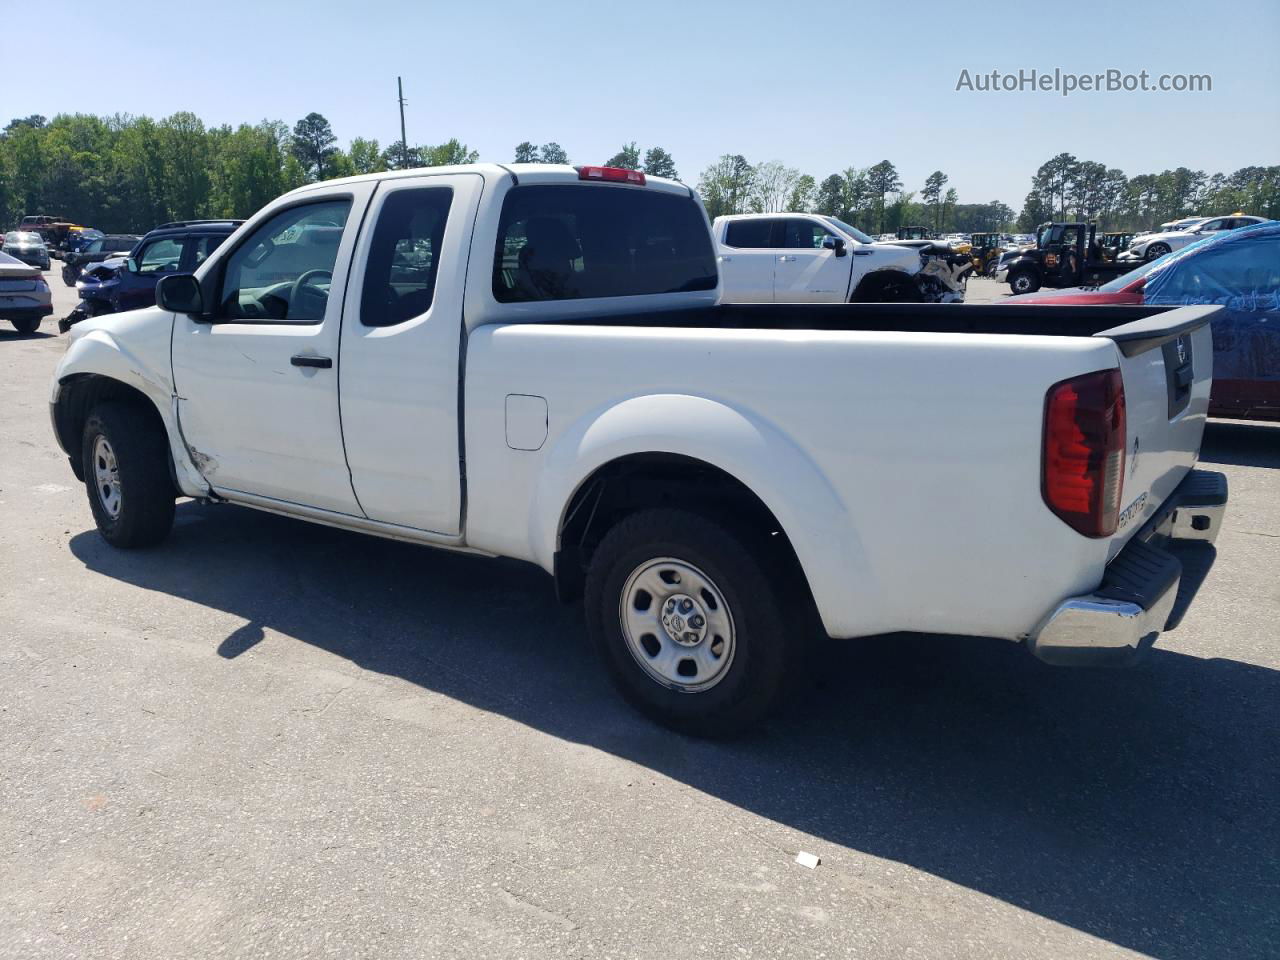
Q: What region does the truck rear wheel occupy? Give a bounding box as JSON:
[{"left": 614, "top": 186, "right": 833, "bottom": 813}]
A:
[
  {"left": 1008, "top": 270, "right": 1040, "bottom": 295},
  {"left": 81, "top": 401, "right": 176, "bottom": 548},
  {"left": 584, "top": 508, "right": 793, "bottom": 737}
]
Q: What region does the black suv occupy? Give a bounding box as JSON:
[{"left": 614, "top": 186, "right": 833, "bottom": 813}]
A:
[{"left": 61, "top": 220, "right": 243, "bottom": 330}]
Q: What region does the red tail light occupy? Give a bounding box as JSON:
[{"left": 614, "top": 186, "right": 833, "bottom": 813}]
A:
[
  {"left": 1042, "top": 369, "right": 1126, "bottom": 537},
  {"left": 578, "top": 165, "right": 645, "bottom": 185}
]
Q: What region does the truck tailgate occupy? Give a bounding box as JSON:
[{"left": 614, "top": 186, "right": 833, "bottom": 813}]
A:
[{"left": 1096, "top": 305, "right": 1219, "bottom": 556}]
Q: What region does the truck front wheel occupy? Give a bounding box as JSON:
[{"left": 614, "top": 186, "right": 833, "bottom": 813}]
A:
[
  {"left": 1008, "top": 270, "right": 1040, "bottom": 295},
  {"left": 81, "top": 401, "right": 176, "bottom": 548},
  {"left": 584, "top": 509, "right": 793, "bottom": 737}
]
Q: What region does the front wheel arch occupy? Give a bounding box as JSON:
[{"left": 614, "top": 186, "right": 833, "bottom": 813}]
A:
[{"left": 54, "top": 375, "right": 171, "bottom": 485}]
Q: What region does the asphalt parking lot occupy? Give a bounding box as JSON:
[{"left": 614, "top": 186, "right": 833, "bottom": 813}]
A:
[{"left": 1, "top": 274, "right": 1277, "bottom": 959}]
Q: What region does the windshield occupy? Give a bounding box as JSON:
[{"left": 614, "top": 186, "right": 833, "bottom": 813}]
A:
[
  {"left": 822, "top": 217, "right": 874, "bottom": 244},
  {"left": 10, "top": 232, "right": 42, "bottom": 245}
]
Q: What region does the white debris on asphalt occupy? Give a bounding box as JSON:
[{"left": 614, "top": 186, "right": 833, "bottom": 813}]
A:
[{"left": 795, "top": 851, "right": 820, "bottom": 870}]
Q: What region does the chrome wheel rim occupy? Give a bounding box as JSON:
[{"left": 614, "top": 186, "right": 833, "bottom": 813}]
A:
[
  {"left": 92, "top": 435, "right": 122, "bottom": 518},
  {"left": 619, "top": 557, "right": 735, "bottom": 693}
]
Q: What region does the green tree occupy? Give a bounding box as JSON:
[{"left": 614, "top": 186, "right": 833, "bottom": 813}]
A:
[
  {"left": 290, "top": 112, "right": 338, "bottom": 180},
  {"left": 348, "top": 137, "right": 385, "bottom": 174},
  {"left": 813, "top": 174, "right": 845, "bottom": 217},
  {"left": 696, "top": 155, "right": 754, "bottom": 219},
  {"left": 514, "top": 141, "right": 540, "bottom": 163},
  {"left": 866, "top": 160, "right": 902, "bottom": 234},
  {"left": 539, "top": 142, "right": 568, "bottom": 164},
  {"left": 749, "top": 161, "right": 801, "bottom": 213},
  {"left": 421, "top": 139, "right": 478, "bottom": 166},
  {"left": 922, "top": 170, "right": 948, "bottom": 231},
  {"left": 642, "top": 146, "right": 678, "bottom": 179},
  {"left": 604, "top": 142, "right": 641, "bottom": 169},
  {"left": 786, "top": 174, "right": 815, "bottom": 212},
  {"left": 158, "top": 111, "right": 211, "bottom": 220},
  {"left": 4, "top": 115, "right": 47, "bottom": 133}
]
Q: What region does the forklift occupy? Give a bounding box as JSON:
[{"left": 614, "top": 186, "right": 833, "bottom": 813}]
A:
[
  {"left": 997, "top": 222, "right": 1138, "bottom": 295},
  {"left": 968, "top": 232, "right": 1005, "bottom": 276},
  {"left": 896, "top": 225, "right": 932, "bottom": 241}
]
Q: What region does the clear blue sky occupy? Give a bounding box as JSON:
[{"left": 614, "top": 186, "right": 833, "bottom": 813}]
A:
[{"left": 4, "top": 0, "right": 1277, "bottom": 208}]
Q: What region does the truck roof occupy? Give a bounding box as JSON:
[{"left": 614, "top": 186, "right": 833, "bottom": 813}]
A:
[{"left": 281, "top": 163, "right": 693, "bottom": 199}]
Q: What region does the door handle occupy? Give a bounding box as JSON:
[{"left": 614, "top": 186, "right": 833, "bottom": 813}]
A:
[
  {"left": 777, "top": 255, "right": 798, "bottom": 262},
  {"left": 853, "top": 248, "right": 873, "bottom": 256},
  {"left": 291, "top": 355, "right": 332, "bottom": 369}
]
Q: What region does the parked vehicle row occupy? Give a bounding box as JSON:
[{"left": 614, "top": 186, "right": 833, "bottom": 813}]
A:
[{"left": 50, "top": 162, "right": 1228, "bottom": 735}]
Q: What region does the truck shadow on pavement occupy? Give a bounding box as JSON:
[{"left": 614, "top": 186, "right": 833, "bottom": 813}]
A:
[{"left": 69, "top": 498, "right": 1277, "bottom": 960}]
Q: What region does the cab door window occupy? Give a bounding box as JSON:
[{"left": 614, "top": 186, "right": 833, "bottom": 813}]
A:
[
  {"left": 360, "top": 188, "right": 453, "bottom": 327},
  {"left": 781, "top": 219, "right": 834, "bottom": 249},
  {"left": 216, "top": 200, "right": 351, "bottom": 322}
]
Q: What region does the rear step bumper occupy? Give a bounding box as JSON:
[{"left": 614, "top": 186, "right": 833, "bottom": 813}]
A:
[{"left": 1027, "top": 468, "right": 1228, "bottom": 666}]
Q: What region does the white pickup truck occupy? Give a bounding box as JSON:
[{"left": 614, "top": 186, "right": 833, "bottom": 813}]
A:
[
  {"left": 51, "top": 163, "right": 1227, "bottom": 735},
  {"left": 713, "top": 213, "right": 971, "bottom": 304}
]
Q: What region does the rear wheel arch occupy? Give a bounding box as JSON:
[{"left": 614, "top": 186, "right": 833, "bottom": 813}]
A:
[{"left": 554, "top": 453, "right": 814, "bottom": 616}]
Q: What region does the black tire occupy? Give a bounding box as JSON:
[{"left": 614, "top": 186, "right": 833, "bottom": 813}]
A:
[
  {"left": 10, "top": 317, "right": 40, "bottom": 335},
  {"left": 1144, "top": 243, "right": 1170, "bottom": 262},
  {"left": 62, "top": 265, "right": 77, "bottom": 286},
  {"left": 81, "top": 401, "right": 176, "bottom": 548},
  {"left": 584, "top": 508, "right": 794, "bottom": 737},
  {"left": 1008, "top": 270, "right": 1040, "bottom": 295}
]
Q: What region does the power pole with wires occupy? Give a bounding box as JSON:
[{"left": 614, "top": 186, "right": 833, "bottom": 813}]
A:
[{"left": 397, "top": 76, "right": 408, "bottom": 168}]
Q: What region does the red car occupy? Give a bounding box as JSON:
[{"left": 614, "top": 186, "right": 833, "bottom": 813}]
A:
[{"left": 1004, "top": 222, "right": 1280, "bottom": 421}]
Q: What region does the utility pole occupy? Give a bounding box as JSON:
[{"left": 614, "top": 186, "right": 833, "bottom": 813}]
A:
[{"left": 397, "top": 76, "right": 408, "bottom": 169}]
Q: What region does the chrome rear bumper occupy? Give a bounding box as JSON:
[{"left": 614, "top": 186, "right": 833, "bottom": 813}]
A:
[{"left": 1027, "top": 469, "right": 1227, "bottom": 666}]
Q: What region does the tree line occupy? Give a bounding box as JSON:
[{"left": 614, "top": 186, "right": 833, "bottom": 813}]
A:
[
  {"left": 2, "top": 112, "right": 1275, "bottom": 238},
  {"left": 1016, "top": 153, "right": 1280, "bottom": 231}
]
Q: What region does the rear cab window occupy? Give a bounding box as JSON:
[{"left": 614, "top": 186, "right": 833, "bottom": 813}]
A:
[{"left": 492, "top": 184, "right": 716, "bottom": 302}]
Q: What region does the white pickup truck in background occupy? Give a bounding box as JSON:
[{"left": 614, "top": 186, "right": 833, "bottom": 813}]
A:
[
  {"left": 713, "top": 212, "right": 971, "bottom": 304},
  {"left": 51, "top": 163, "right": 1227, "bottom": 735}
]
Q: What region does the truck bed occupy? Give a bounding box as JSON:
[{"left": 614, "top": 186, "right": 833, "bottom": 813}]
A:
[{"left": 547, "top": 301, "right": 1208, "bottom": 345}]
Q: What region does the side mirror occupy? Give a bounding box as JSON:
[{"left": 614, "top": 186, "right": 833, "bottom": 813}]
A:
[
  {"left": 156, "top": 273, "right": 204, "bottom": 316},
  {"left": 124, "top": 257, "right": 139, "bottom": 274},
  {"left": 823, "top": 235, "right": 848, "bottom": 257}
]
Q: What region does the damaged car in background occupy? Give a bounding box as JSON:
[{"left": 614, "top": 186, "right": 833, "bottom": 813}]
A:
[{"left": 714, "top": 213, "right": 971, "bottom": 303}]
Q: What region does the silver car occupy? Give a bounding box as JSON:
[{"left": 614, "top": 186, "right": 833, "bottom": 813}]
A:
[
  {"left": 2, "top": 230, "right": 52, "bottom": 271},
  {"left": 0, "top": 250, "right": 53, "bottom": 334}
]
